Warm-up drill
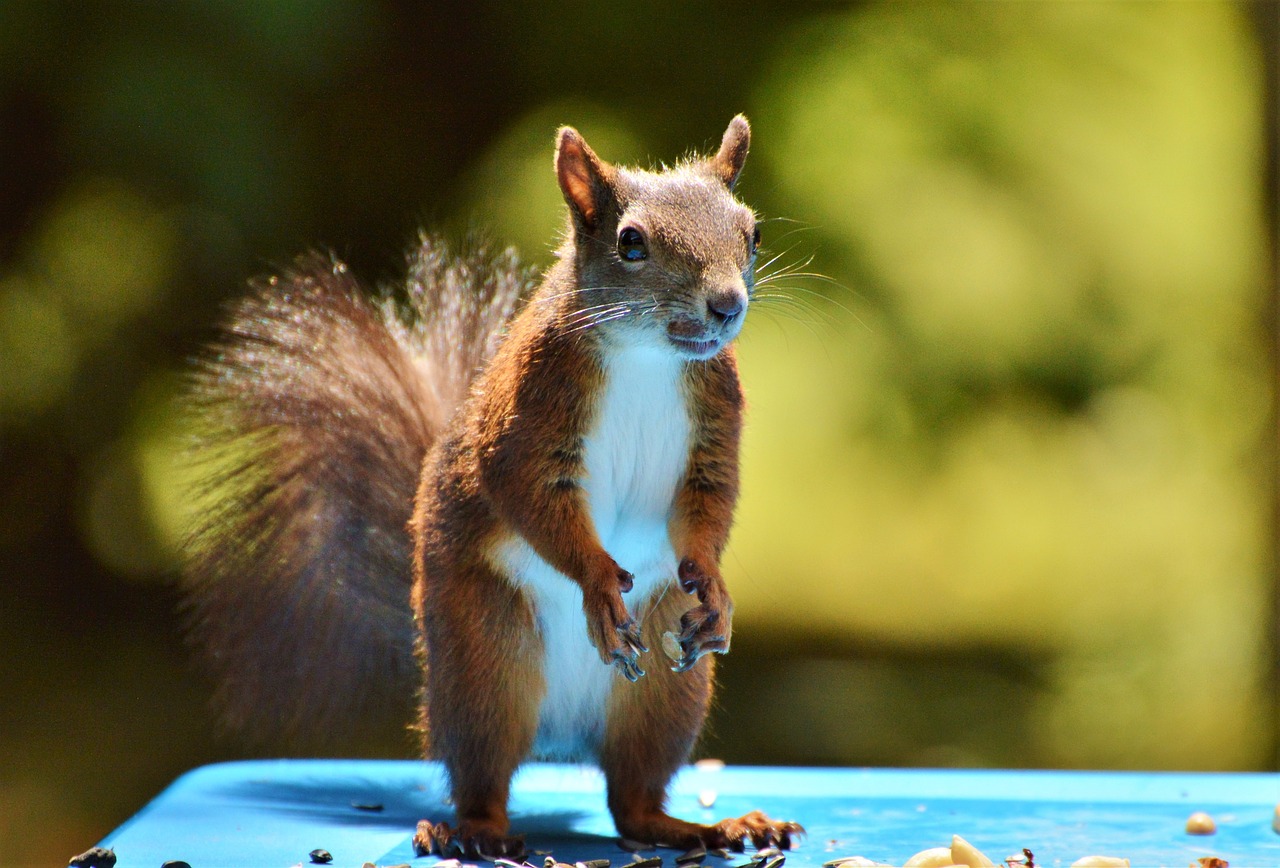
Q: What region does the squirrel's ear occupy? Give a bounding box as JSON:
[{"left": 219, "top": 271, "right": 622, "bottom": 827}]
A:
[
  {"left": 708, "top": 114, "right": 751, "bottom": 190},
  {"left": 555, "top": 126, "right": 614, "bottom": 231}
]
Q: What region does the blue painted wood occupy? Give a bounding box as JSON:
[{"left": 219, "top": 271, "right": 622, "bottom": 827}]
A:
[{"left": 98, "top": 761, "right": 1280, "bottom": 867}]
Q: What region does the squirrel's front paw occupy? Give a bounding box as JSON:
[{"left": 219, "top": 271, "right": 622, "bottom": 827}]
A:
[
  {"left": 668, "top": 558, "right": 733, "bottom": 672},
  {"left": 583, "top": 566, "right": 648, "bottom": 681}
]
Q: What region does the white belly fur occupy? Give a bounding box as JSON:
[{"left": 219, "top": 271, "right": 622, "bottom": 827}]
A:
[{"left": 495, "top": 345, "right": 690, "bottom": 760}]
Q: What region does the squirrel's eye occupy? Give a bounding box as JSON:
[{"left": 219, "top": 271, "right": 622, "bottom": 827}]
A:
[
  {"left": 618, "top": 227, "right": 648, "bottom": 262},
  {"left": 751, "top": 225, "right": 761, "bottom": 253}
]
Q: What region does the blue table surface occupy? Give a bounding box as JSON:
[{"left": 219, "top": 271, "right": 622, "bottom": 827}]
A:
[{"left": 98, "top": 760, "right": 1280, "bottom": 868}]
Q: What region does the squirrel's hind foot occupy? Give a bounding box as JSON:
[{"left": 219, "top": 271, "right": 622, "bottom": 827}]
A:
[
  {"left": 704, "top": 810, "right": 804, "bottom": 852},
  {"left": 614, "top": 809, "right": 803, "bottom": 853},
  {"left": 413, "top": 818, "right": 527, "bottom": 861}
]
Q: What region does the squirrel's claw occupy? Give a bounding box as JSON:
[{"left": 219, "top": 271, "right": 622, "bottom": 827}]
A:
[
  {"left": 584, "top": 571, "right": 648, "bottom": 678},
  {"left": 672, "top": 634, "right": 729, "bottom": 672},
  {"left": 618, "top": 618, "right": 649, "bottom": 656},
  {"left": 413, "top": 819, "right": 528, "bottom": 861},
  {"left": 612, "top": 620, "right": 648, "bottom": 681},
  {"left": 669, "top": 558, "right": 733, "bottom": 672},
  {"left": 612, "top": 651, "right": 646, "bottom": 682}
]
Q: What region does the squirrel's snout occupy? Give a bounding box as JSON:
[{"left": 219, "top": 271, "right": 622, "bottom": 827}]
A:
[
  {"left": 664, "top": 286, "right": 748, "bottom": 358},
  {"left": 706, "top": 289, "right": 746, "bottom": 324}
]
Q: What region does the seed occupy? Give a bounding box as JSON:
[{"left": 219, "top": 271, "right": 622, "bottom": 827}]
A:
[
  {"left": 580, "top": 861, "right": 612, "bottom": 868},
  {"left": 1185, "top": 812, "right": 1217, "bottom": 835},
  {"left": 626, "top": 858, "right": 664, "bottom": 868},
  {"left": 620, "top": 840, "right": 654, "bottom": 853},
  {"left": 351, "top": 801, "right": 384, "bottom": 811},
  {"left": 161, "top": 863, "right": 193, "bottom": 868},
  {"left": 310, "top": 849, "right": 334, "bottom": 864},
  {"left": 1068, "top": 859, "right": 1130, "bottom": 868},
  {"left": 902, "top": 848, "right": 955, "bottom": 868},
  {"left": 68, "top": 848, "right": 117, "bottom": 868},
  {"left": 662, "top": 631, "right": 683, "bottom": 661},
  {"left": 951, "top": 835, "right": 995, "bottom": 868},
  {"left": 822, "top": 860, "right": 887, "bottom": 868},
  {"left": 677, "top": 847, "right": 707, "bottom": 864},
  {"left": 697, "top": 789, "right": 718, "bottom": 808}
]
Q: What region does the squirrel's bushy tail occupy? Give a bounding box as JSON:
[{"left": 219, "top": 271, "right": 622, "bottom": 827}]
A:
[{"left": 181, "top": 235, "right": 531, "bottom": 745}]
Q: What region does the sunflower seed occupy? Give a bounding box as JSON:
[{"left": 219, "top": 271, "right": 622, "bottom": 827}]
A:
[
  {"left": 677, "top": 847, "right": 707, "bottom": 865},
  {"left": 68, "top": 848, "right": 117, "bottom": 868}
]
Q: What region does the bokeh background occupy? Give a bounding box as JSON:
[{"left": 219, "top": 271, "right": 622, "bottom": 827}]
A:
[{"left": 1, "top": 1, "right": 1277, "bottom": 864}]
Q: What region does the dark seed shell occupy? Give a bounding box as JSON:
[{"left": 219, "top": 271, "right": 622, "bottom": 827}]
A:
[
  {"left": 625, "top": 857, "right": 664, "bottom": 868},
  {"left": 309, "top": 848, "right": 334, "bottom": 864},
  {"left": 68, "top": 847, "right": 117, "bottom": 868},
  {"left": 161, "top": 862, "right": 193, "bottom": 868}
]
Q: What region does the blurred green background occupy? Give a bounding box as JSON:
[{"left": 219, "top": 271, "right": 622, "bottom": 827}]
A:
[{"left": 1, "top": 1, "right": 1276, "bottom": 864}]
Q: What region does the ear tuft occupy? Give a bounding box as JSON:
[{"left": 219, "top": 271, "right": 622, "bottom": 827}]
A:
[
  {"left": 555, "top": 126, "right": 613, "bottom": 230},
  {"left": 708, "top": 114, "right": 751, "bottom": 190}
]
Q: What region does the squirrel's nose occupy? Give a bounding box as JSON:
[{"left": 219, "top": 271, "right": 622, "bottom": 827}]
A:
[{"left": 707, "top": 290, "right": 746, "bottom": 323}]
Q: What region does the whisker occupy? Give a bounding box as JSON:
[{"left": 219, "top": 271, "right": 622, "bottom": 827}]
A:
[
  {"left": 562, "top": 303, "right": 633, "bottom": 328},
  {"left": 563, "top": 308, "right": 635, "bottom": 336},
  {"left": 756, "top": 251, "right": 820, "bottom": 281},
  {"left": 754, "top": 242, "right": 808, "bottom": 277},
  {"left": 750, "top": 296, "right": 841, "bottom": 336},
  {"left": 748, "top": 302, "right": 832, "bottom": 355}
]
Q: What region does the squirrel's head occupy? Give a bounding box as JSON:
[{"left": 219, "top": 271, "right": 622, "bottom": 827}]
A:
[{"left": 554, "top": 116, "right": 758, "bottom": 361}]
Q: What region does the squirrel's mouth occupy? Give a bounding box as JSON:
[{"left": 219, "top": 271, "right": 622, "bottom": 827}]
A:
[{"left": 667, "top": 334, "right": 723, "bottom": 359}]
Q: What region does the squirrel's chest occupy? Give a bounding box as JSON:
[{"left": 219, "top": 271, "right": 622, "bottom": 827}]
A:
[
  {"left": 581, "top": 345, "right": 692, "bottom": 540},
  {"left": 497, "top": 345, "right": 691, "bottom": 760}
]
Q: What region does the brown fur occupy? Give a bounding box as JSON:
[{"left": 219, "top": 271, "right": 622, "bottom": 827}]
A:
[
  {"left": 182, "top": 116, "right": 800, "bottom": 856},
  {"left": 181, "top": 245, "right": 529, "bottom": 744}
]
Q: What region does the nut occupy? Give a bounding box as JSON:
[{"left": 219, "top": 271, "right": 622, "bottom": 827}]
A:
[
  {"left": 903, "top": 848, "right": 957, "bottom": 868},
  {"left": 662, "top": 631, "right": 683, "bottom": 662},
  {"left": 1185, "top": 811, "right": 1217, "bottom": 835},
  {"left": 951, "top": 835, "right": 996, "bottom": 867}
]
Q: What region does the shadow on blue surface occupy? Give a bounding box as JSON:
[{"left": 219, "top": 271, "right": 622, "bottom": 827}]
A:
[{"left": 207, "top": 773, "right": 625, "bottom": 857}]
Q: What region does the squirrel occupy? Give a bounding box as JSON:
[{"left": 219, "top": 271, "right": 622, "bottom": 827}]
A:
[{"left": 181, "top": 115, "right": 802, "bottom": 858}]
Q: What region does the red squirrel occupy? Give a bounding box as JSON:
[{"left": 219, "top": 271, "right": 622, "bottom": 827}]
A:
[{"left": 182, "top": 115, "right": 802, "bottom": 858}]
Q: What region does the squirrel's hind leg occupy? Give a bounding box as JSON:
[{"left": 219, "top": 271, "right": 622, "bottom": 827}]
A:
[
  {"left": 414, "top": 559, "right": 544, "bottom": 860},
  {"left": 599, "top": 585, "right": 805, "bottom": 852}
]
